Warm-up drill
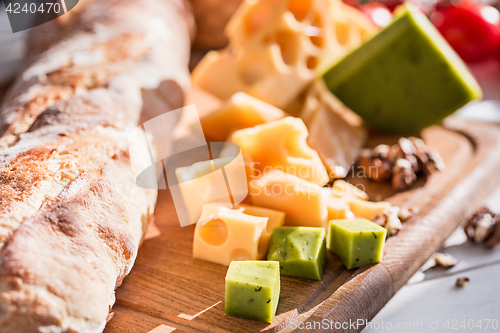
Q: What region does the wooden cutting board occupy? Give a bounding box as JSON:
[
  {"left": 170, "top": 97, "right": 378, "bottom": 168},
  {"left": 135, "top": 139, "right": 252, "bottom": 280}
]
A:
[{"left": 104, "top": 118, "right": 500, "bottom": 333}]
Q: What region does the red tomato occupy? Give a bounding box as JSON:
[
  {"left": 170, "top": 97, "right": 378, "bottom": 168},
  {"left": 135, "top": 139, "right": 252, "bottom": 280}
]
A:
[
  {"left": 358, "top": 3, "right": 393, "bottom": 27},
  {"left": 432, "top": 2, "right": 500, "bottom": 62}
]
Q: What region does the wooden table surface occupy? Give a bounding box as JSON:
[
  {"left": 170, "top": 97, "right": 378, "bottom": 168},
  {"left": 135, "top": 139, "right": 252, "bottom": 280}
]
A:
[{"left": 1, "top": 36, "right": 499, "bottom": 333}]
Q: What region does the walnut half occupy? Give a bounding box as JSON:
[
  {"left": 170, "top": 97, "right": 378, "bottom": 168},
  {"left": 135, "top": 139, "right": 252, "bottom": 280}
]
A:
[
  {"left": 464, "top": 207, "right": 500, "bottom": 248},
  {"left": 356, "top": 137, "right": 444, "bottom": 191}
]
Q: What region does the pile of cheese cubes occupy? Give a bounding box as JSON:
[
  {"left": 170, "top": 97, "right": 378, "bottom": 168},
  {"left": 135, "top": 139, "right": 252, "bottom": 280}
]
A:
[{"left": 183, "top": 0, "right": 395, "bottom": 324}]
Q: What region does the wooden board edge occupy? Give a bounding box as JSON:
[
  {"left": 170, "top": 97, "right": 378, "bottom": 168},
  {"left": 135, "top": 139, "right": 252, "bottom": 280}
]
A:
[{"left": 290, "top": 120, "right": 500, "bottom": 333}]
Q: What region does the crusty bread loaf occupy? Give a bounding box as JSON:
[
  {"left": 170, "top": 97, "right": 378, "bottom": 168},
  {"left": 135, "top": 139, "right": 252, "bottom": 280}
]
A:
[{"left": 0, "top": 0, "right": 193, "bottom": 331}]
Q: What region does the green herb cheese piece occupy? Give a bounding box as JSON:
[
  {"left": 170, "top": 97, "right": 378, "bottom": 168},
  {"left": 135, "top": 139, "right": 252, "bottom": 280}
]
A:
[
  {"left": 322, "top": 3, "right": 482, "bottom": 134},
  {"left": 224, "top": 261, "right": 280, "bottom": 323},
  {"left": 267, "top": 227, "right": 328, "bottom": 281},
  {"left": 328, "top": 219, "right": 387, "bottom": 269}
]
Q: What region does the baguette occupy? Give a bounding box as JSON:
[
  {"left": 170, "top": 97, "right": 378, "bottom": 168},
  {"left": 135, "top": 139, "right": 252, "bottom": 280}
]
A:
[{"left": 0, "top": 0, "right": 193, "bottom": 331}]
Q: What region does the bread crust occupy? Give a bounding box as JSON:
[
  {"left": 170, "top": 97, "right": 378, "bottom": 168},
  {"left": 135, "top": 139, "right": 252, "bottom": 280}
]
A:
[{"left": 0, "top": 0, "right": 193, "bottom": 331}]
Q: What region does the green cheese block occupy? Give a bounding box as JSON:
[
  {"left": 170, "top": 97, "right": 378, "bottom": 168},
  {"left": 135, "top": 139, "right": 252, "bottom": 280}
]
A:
[
  {"left": 328, "top": 219, "right": 387, "bottom": 269},
  {"left": 322, "top": 3, "right": 482, "bottom": 134},
  {"left": 225, "top": 261, "right": 280, "bottom": 323},
  {"left": 267, "top": 227, "right": 328, "bottom": 281}
]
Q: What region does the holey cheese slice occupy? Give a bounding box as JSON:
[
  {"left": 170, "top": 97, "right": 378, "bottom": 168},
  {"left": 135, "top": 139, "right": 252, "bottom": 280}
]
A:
[
  {"left": 192, "top": 0, "right": 377, "bottom": 109},
  {"left": 232, "top": 117, "right": 329, "bottom": 186}
]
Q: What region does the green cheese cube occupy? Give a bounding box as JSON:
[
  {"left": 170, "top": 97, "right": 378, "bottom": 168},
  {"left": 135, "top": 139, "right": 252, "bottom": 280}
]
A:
[
  {"left": 322, "top": 3, "right": 482, "bottom": 134},
  {"left": 267, "top": 227, "right": 328, "bottom": 281},
  {"left": 328, "top": 219, "right": 387, "bottom": 269},
  {"left": 224, "top": 261, "right": 280, "bottom": 323}
]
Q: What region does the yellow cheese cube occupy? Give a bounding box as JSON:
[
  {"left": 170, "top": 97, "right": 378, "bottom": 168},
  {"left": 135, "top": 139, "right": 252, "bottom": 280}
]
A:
[
  {"left": 249, "top": 170, "right": 327, "bottom": 228},
  {"left": 175, "top": 153, "right": 248, "bottom": 225},
  {"left": 193, "top": 203, "right": 285, "bottom": 266},
  {"left": 236, "top": 203, "right": 286, "bottom": 254},
  {"left": 232, "top": 117, "right": 329, "bottom": 186},
  {"left": 201, "top": 92, "right": 285, "bottom": 141}
]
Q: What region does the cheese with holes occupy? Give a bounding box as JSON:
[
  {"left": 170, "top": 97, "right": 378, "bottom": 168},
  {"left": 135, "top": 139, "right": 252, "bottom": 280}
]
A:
[
  {"left": 249, "top": 170, "right": 327, "bottom": 227},
  {"left": 201, "top": 92, "right": 285, "bottom": 141},
  {"left": 232, "top": 117, "right": 329, "bottom": 186},
  {"left": 192, "top": 0, "right": 376, "bottom": 108},
  {"left": 193, "top": 203, "right": 286, "bottom": 266}
]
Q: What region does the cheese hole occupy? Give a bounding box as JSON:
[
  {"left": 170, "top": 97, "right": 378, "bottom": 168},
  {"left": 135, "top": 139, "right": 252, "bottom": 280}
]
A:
[
  {"left": 307, "top": 14, "right": 324, "bottom": 48},
  {"left": 284, "top": 131, "right": 311, "bottom": 159},
  {"left": 289, "top": 0, "right": 312, "bottom": 22},
  {"left": 275, "top": 31, "right": 299, "bottom": 66},
  {"left": 306, "top": 56, "right": 318, "bottom": 70},
  {"left": 229, "top": 248, "right": 253, "bottom": 261},
  {"left": 198, "top": 219, "right": 228, "bottom": 246},
  {"left": 335, "top": 22, "right": 351, "bottom": 46},
  {"left": 309, "top": 35, "right": 323, "bottom": 48}
]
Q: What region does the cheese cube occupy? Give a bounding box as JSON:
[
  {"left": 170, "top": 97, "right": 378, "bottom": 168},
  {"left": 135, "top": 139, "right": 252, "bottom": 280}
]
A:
[
  {"left": 201, "top": 92, "right": 285, "bottom": 141},
  {"left": 249, "top": 170, "right": 327, "bottom": 228},
  {"left": 232, "top": 117, "right": 329, "bottom": 186},
  {"left": 193, "top": 203, "right": 285, "bottom": 266},
  {"left": 175, "top": 158, "right": 234, "bottom": 225},
  {"left": 175, "top": 152, "right": 248, "bottom": 225},
  {"left": 328, "top": 219, "right": 387, "bottom": 269},
  {"left": 268, "top": 227, "right": 328, "bottom": 281},
  {"left": 236, "top": 204, "right": 286, "bottom": 255},
  {"left": 225, "top": 261, "right": 280, "bottom": 323}
]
